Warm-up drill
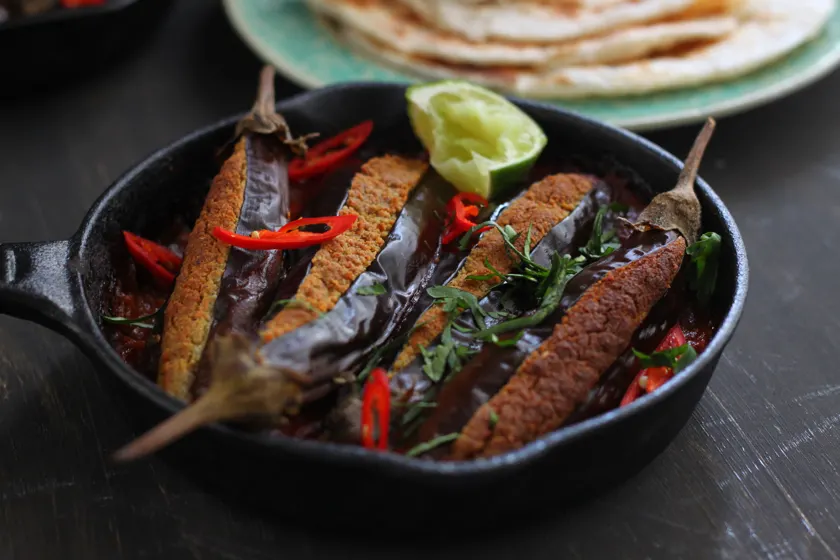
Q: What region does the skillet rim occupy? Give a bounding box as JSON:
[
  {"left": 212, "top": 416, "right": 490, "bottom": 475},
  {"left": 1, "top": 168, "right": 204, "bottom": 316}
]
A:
[{"left": 73, "top": 81, "right": 749, "bottom": 477}]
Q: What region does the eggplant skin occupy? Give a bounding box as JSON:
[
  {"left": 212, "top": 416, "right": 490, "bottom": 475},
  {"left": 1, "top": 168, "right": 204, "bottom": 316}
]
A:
[
  {"left": 390, "top": 173, "right": 597, "bottom": 373},
  {"left": 260, "top": 155, "right": 428, "bottom": 343},
  {"left": 158, "top": 137, "right": 249, "bottom": 400},
  {"left": 450, "top": 236, "right": 687, "bottom": 460}
]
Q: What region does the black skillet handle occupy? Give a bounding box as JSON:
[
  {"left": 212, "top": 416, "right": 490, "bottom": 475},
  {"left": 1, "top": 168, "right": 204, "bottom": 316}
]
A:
[{"left": 0, "top": 240, "right": 87, "bottom": 340}]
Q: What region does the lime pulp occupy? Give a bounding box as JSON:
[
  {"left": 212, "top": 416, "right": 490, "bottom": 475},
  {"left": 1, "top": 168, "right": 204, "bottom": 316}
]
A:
[{"left": 407, "top": 80, "right": 548, "bottom": 200}]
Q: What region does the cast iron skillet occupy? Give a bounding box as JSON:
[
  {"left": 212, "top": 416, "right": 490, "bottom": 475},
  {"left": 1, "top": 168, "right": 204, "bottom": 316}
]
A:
[
  {"left": 0, "top": 0, "right": 171, "bottom": 93},
  {"left": 0, "top": 83, "right": 748, "bottom": 530}
]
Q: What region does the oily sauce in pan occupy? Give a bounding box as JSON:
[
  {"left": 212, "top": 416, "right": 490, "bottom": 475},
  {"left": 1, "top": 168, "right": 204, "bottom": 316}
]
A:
[
  {"left": 103, "top": 140, "right": 717, "bottom": 455},
  {"left": 107, "top": 223, "right": 189, "bottom": 379}
]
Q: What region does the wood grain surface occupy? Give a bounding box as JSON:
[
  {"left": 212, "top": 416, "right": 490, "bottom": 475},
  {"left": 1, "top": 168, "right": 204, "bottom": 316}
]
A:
[{"left": 2, "top": 1, "right": 840, "bottom": 559}]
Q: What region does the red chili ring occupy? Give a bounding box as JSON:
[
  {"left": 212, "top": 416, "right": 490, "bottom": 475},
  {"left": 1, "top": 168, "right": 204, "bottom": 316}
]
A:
[
  {"left": 289, "top": 121, "right": 374, "bottom": 181},
  {"left": 122, "top": 231, "right": 182, "bottom": 288}
]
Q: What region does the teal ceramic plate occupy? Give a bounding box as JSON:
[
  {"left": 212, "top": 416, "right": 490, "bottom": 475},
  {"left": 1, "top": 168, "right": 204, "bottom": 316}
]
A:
[{"left": 223, "top": 0, "right": 840, "bottom": 131}]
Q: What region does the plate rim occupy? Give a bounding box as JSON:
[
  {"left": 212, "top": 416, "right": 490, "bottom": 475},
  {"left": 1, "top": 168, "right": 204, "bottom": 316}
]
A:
[{"left": 222, "top": 0, "right": 840, "bottom": 130}]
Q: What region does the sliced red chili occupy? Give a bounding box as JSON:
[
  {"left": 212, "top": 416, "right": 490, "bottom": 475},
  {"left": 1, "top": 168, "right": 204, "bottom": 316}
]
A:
[
  {"left": 442, "top": 192, "right": 491, "bottom": 246},
  {"left": 123, "top": 231, "right": 183, "bottom": 288},
  {"left": 212, "top": 215, "right": 357, "bottom": 250},
  {"left": 619, "top": 373, "right": 643, "bottom": 408},
  {"left": 620, "top": 324, "right": 689, "bottom": 407},
  {"left": 361, "top": 368, "right": 390, "bottom": 451},
  {"left": 289, "top": 121, "right": 373, "bottom": 181}
]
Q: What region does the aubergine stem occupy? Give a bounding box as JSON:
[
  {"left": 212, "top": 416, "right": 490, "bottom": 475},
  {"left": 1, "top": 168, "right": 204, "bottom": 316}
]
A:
[
  {"left": 114, "top": 335, "right": 311, "bottom": 462},
  {"left": 633, "top": 117, "right": 715, "bottom": 246},
  {"left": 234, "top": 65, "right": 312, "bottom": 156}
]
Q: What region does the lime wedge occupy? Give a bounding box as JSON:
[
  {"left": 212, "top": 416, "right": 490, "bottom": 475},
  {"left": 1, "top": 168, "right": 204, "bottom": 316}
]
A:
[{"left": 407, "top": 80, "right": 547, "bottom": 200}]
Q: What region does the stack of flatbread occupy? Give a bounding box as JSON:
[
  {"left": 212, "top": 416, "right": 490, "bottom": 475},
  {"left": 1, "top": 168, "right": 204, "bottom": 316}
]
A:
[{"left": 305, "top": 0, "right": 836, "bottom": 99}]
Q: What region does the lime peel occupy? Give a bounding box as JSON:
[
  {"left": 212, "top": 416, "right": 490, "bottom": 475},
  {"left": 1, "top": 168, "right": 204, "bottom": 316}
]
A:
[{"left": 407, "top": 80, "right": 547, "bottom": 200}]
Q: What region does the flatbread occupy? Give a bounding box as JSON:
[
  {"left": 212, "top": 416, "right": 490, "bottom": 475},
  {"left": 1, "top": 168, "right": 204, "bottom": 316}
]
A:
[
  {"left": 331, "top": 0, "right": 835, "bottom": 99},
  {"left": 308, "top": 0, "right": 738, "bottom": 68},
  {"left": 396, "top": 0, "right": 709, "bottom": 43},
  {"left": 447, "top": 0, "right": 625, "bottom": 6},
  {"left": 546, "top": 17, "right": 737, "bottom": 68}
]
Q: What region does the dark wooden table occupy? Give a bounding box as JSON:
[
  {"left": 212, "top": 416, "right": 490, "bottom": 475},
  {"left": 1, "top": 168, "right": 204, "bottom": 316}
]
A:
[{"left": 2, "top": 2, "right": 840, "bottom": 559}]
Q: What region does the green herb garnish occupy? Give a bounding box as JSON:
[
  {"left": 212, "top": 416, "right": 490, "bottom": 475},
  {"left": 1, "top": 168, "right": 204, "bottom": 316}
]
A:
[
  {"left": 686, "top": 232, "right": 721, "bottom": 305},
  {"left": 523, "top": 223, "right": 534, "bottom": 259},
  {"left": 405, "top": 433, "right": 460, "bottom": 458},
  {"left": 421, "top": 210, "right": 625, "bottom": 384},
  {"left": 488, "top": 331, "right": 524, "bottom": 347},
  {"left": 399, "top": 379, "right": 444, "bottom": 438},
  {"left": 466, "top": 258, "right": 508, "bottom": 283},
  {"left": 488, "top": 408, "right": 499, "bottom": 429},
  {"left": 101, "top": 313, "right": 157, "bottom": 329},
  {"left": 419, "top": 323, "right": 477, "bottom": 382},
  {"left": 459, "top": 222, "right": 529, "bottom": 265},
  {"left": 459, "top": 221, "right": 583, "bottom": 297},
  {"left": 451, "top": 322, "right": 475, "bottom": 334},
  {"left": 102, "top": 298, "right": 168, "bottom": 330},
  {"left": 474, "top": 252, "right": 581, "bottom": 339},
  {"left": 632, "top": 344, "right": 697, "bottom": 374},
  {"left": 401, "top": 398, "right": 433, "bottom": 427},
  {"left": 487, "top": 309, "right": 513, "bottom": 320},
  {"left": 356, "top": 282, "right": 387, "bottom": 296},
  {"left": 427, "top": 285, "right": 488, "bottom": 329},
  {"left": 579, "top": 203, "right": 627, "bottom": 260}
]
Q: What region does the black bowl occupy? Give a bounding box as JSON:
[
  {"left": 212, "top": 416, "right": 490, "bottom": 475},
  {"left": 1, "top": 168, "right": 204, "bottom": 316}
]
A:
[
  {"left": 0, "top": 83, "right": 748, "bottom": 530},
  {"left": 0, "top": 0, "right": 171, "bottom": 93}
]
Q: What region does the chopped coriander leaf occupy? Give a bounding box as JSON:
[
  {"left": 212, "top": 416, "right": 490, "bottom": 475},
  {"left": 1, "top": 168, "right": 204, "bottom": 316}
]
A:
[
  {"left": 488, "top": 408, "right": 499, "bottom": 429},
  {"left": 399, "top": 387, "right": 443, "bottom": 432},
  {"left": 451, "top": 322, "right": 476, "bottom": 334},
  {"left": 401, "top": 400, "right": 430, "bottom": 426},
  {"left": 460, "top": 222, "right": 565, "bottom": 308},
  {"left": 535, "top": 249, "right": 567, "bottom": 300},
  {"left": 488, "top": 331, "right": 524, "bottom": 347},
  {"left": 101, "top": 315, "right": 156, "bottom": 329},
  {"left": 459, "top": 221, "right": 529, "bottom": 264},
  {"left": 503, "top": 224, "right": 519, "bottom": 242},
  {"left": 487, "top": 309, "right": 513, "bottom": 320},
  {"left": 419, "top": 342, "right": 447, "bottom": 383},
  {"left": 102, "top": 300, "right": 166, "bottom": 330},
  {"left": 475, "top": 253, "right": 581, "bottom": 339},
  {"left": 523, "top": 223, "right": 534, "bottom": 259},
  {"left": 405, "top": 433, "right": 460, "bottom": 458},
  {"left": 686, "top": 232, "right": 721, "bottom": 305},
  {"left": 580, "top": 204, "right": 625, "bottom": 260},
  {"left": 673, "top": 347, "right": 699, "bottom": 374},
  {"left": 455, "top": 344, "right": 476, "bottom": 360},
  {"left": 356, "top": 282, "right": 387, "bottom": 296},
  {"left": 632, "top": 344, "right": 697, "bottom": 374},
  {"left": 427, "top": 285, "right": 488, "bottom": 329},
  {"left": 466, "top": 258, "right": 508, "bottom": 283},
  {"left": 419, "top": 323, "right": 477, "bottom": 382}
]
